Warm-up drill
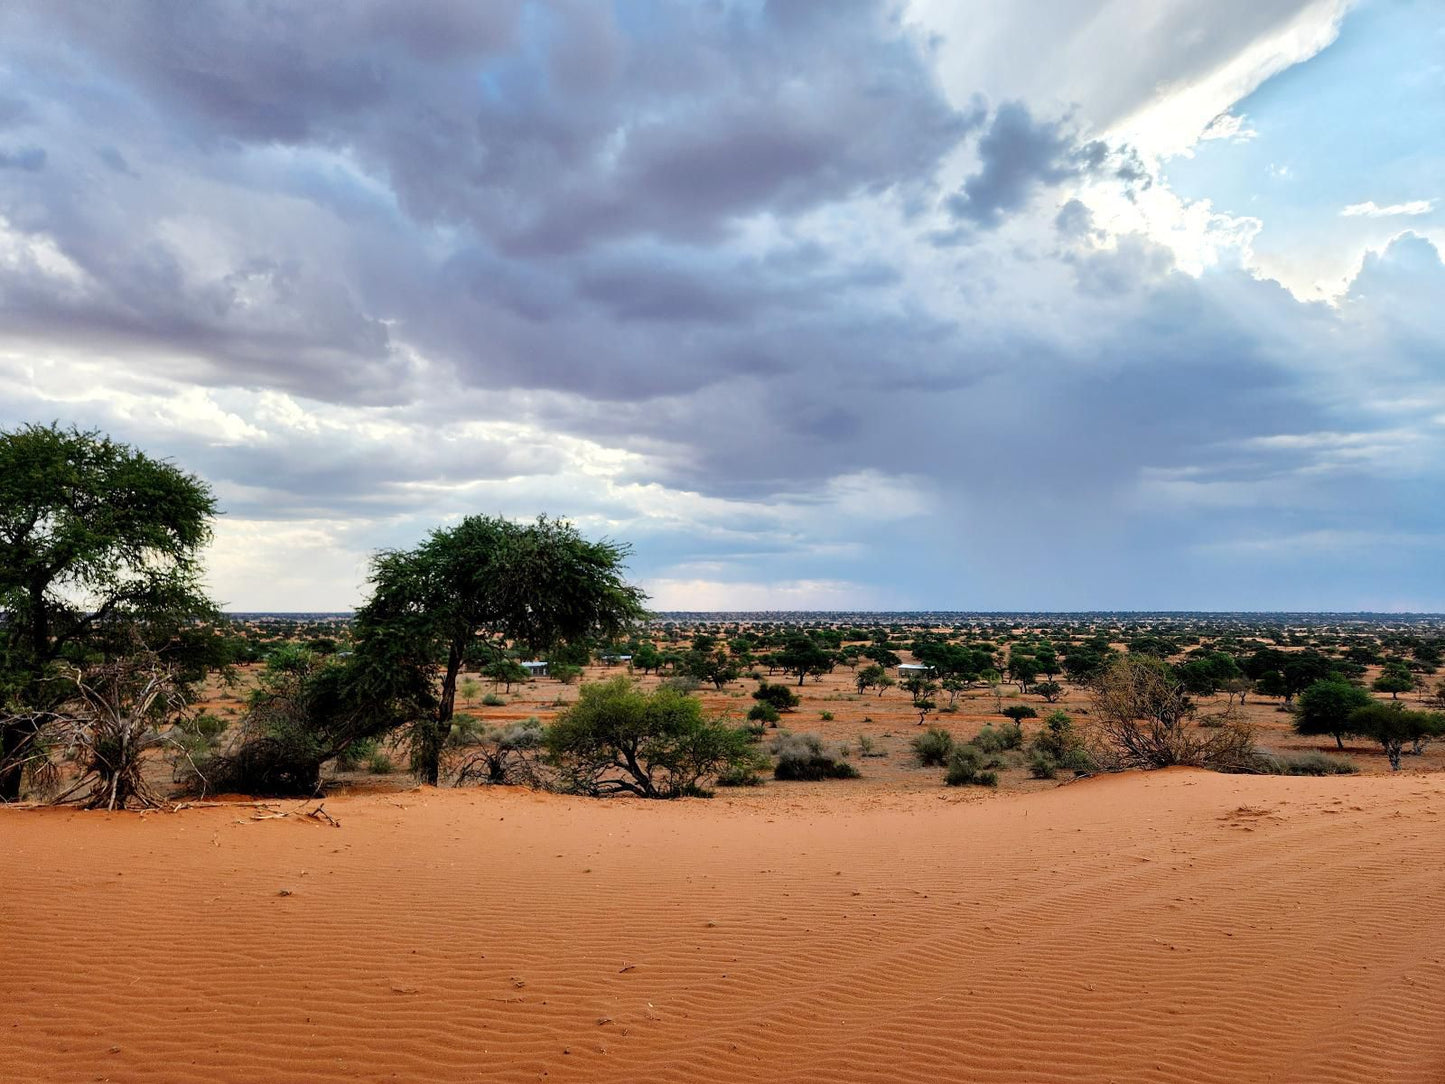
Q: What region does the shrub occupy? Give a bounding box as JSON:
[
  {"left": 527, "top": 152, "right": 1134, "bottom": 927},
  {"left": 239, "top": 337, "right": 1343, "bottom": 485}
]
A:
[
  {"left": 1027, "top": 750, "right": 1058, "bottom": 779},
  {"left": 753, "top": 682, "right": 801, "bottom": 713},
  {"left": 945, "top": 745, "right": 998, "bottom": 787},
  {"left": 446, "top": 714, "right": 485, "bottom": 748},
  {"left": 715, "top": 764, "right": 765, "bottom": 787},
  {"left": 172, "top": 711, "right": 230, "bottom": 765},
  {"left": 820, "top": 711, "right": 834, "bottom": 721},
  {"left": 546, "top": 677, "right": 759, "bottom": 797},
  {"left": 1089, "top": 655, "right": 1254, "bottom": 771},
  {"left": 772, "top": 732, "right": 860, "bottom": 781},
  {"left": 549, "top": 662, "right": 583, "bottom": 685},
  {"left": 856, "top": 734, "right": 887, "bottom": 758},
  {"left": 747, "top": 702, "right": 781, "bottom": 725},
  {"left": 1253, "top": 750, "right": 1358, "bottom": 776},
  {"left": 454, "top": 718, "right": 547, "bottom": 787},
  {"left": 974, "top": 721, "right": 1023, "bottom": 754},
  {"left": 481, "top": 692, "right": 506, "bottom": 707},
  {"left": 659, "top": 674, "right": 701, "bottom": 694},
  {"left": 367, "top": 751, "right": 394, "bottom": 774},
  {"left": 1029, "top": 711, "right": 1094, "bottom": 774},
  {"left": 180, "top": 712, "right": 228, "bottom": 742},
  {"left": 911, "top": 727, "right": 955, "bottom": 766}
]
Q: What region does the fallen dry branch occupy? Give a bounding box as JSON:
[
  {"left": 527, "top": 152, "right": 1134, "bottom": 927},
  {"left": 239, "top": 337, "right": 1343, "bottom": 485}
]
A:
[{"left": 246, "top": 800, "right": 341, "bottom": 827}]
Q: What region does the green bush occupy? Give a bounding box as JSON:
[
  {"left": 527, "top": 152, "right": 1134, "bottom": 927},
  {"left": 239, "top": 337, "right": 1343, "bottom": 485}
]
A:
[
  {"left": 481, "top": 692, "right": 506, "bottom": 707},
  {"left": 820, "top": 711, "right": 834, "bottom": 721},
  {"left": 1254, "top": 750, "right": 1358, "bottom": 776},
  {"left": 446, "top": 714, "right": 485, "bottom": 747},
  {"left": 911, "top": 727, "right": 955, "bottom": 766},
  {"left": 975, "top": 721, "right": 1023, "bottom": 754},
  {"left": 715, "top": 764, "right": 765, "bottom": 787},
  {"left": 546, "top": 677, "right": 760, "bottom": 797},
  {"left": 1027, "top": 749, "right": 1058, "bottom": 779},
  {"left": 747, "top": 702, "right": 781, "bottom": 725},
  {"left": 368, "top": 751, "right": 394, "bottom": 774},
  {"left": 1000, "top": 705, "right": 1037, "bottom": 728},
  {"left": 772, "top": 732, "right": 860, "bottom": 781},
  {"left": 1029, "top": 711, "right": 1095, "bottom": 773},
  {"left": 753, "top": 682, "right": 801, "bottom": 713},
  {"left": 944, "top": 745, "right": 998, "bottom": 787},
  {"left": 549, "top": 662, "right": 583, "bottom": 685}
]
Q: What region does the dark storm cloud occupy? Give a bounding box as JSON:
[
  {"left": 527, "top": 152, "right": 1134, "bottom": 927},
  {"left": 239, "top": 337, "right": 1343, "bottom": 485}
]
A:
[
  {"left": 0, "top": 0, "right": 1440, "bottom": 609},
  {"left": 9, "top": 0, "right": 969, "bottom": 250},
  {"left": 944, "top": 102, "right": 1147, "bottom": 230},
  {"left": 0, "top": 0, "right": 971, "bottom": 407}
]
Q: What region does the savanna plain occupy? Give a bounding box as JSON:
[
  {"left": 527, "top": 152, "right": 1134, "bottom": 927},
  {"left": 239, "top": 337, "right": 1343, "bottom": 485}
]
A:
[{"left": 5, "top": 614, "right": 1445, "bottom": 1083}]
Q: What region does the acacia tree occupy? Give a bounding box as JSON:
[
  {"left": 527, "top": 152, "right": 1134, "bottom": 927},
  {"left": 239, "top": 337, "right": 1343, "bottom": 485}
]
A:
[
  {"left": 776, "top": 636, "right": 835, "bottom": 686},
  {"left": 0, "top": 424, "right": 217, "bottom": 801},
  {"left": 1348, "top": 703, "right": 1443, "bottom": 770},
  {"left": 1294, "top": 679, "right": 1372, "bottom": 751},
  {"left": 352, "top": 515, "right": 646, "bottom": 786},
  {"left": 1372, "top": 662, "right": 1415, "bottom": 700}
]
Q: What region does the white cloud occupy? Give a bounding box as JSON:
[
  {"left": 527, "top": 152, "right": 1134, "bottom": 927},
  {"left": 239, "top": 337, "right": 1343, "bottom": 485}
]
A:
[
  {"left": 1199, "top": 112, "right": 1259, "bottom": 143},
  {"left": 1341, "top": 200, "right": 1435, "bottom": 218}
]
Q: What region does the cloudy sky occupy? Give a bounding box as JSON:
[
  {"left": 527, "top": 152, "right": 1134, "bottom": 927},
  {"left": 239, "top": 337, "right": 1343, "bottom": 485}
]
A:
[{"left": 1, "top": 0, "right": 1441, "bottom": 612}]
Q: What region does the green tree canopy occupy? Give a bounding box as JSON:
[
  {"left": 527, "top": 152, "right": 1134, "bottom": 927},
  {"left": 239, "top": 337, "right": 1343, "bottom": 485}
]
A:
[
  {"left": 1348, "top": 703, "right": 1443, "bottom": 770},
  {"left": 776, "top": 635, "right": 835, "bottom": 686},
  {"left": 350, "top": 515, "right": 646, "bottom": 785},
  {"left": 1372, "top": 662, "right": 1415, "bottom": 700},
  {"left": 1294, "top": 679, "right": 1373, "bottom": 750},
  {"left": 0, "top": 423, "right": 217, "bottom": 800}
]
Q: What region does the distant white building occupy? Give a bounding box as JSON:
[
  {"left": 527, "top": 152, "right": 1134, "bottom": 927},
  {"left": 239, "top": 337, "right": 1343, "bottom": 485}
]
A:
[
  {"left": 519, "top": 660, "right": 549, "bottom": 676},
  {"left": 897, "top": 663, "right": 932, "bottom": 675},
  {"left": 600, "top": 654, "right": 632, "bottom": 665}
]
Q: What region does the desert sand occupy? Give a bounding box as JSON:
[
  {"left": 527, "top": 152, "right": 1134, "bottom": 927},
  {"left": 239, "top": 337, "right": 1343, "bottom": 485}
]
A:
[{"left": 4, "top": 769, "right": 1444, "bottom": 1083}]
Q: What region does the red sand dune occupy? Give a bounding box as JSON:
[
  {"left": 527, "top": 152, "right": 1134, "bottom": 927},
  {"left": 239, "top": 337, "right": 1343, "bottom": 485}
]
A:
[{"left": 4, "top": 769, "right": 1444, "bottom": 1083}]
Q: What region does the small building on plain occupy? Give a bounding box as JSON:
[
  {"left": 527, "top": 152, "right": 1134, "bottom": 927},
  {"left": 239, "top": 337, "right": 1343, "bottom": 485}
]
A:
[{"left": 519, "top": 660, "right": 549, "bottom": 676}]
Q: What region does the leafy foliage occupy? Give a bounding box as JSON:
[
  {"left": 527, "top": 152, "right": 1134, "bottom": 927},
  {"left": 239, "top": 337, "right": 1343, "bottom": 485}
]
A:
[
  {"left": 771, "top": 732, "right": 859, "bottom": 781},
  {"left": 351, "top": 515, "right": 646, "bottom": 785},
  {"left": 944, "top": 745, "right": 998, "bottom": 787},
  {"left": 545, "top": 677, "right": 758, "bottom": 797},
  {"left": 911, "top": 726, "right": 955, "bottom": 766},
  {"left": 0, "top": 424, "right": 219, "bottom": 800},
  {"left": 1347, "top": 703, "right": 1443, "bottom": 770},
  {"left": 1294, "top": 680, "right": 1373, "bottom": 750}
]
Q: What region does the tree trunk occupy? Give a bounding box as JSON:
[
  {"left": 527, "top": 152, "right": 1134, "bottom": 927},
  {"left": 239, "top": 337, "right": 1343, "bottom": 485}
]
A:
[
  {"left": 1335, "top": 733, "right": 1344, "bottom": 750},
  {"left": 419, "top": 642, "right": 464, "bottom": 787},
  {"left": 0, "top": 720, "right": 32, "bottom": 801}
]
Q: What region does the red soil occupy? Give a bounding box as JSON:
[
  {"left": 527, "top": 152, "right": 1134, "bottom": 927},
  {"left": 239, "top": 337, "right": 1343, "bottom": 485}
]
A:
[{"left": 4, "top": 769, "right": 1444, "bottom": 1083}]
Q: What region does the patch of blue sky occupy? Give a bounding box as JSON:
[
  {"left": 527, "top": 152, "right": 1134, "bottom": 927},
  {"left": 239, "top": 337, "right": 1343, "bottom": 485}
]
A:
[{"left": 1163, "top": 0, "right": 1444, "bottom": 298}]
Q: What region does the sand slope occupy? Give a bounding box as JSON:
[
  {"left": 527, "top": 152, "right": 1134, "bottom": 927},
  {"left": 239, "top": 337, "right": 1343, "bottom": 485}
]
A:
[{"left": 3, "top": 770, "right": 1444, "bottom": 1083}]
